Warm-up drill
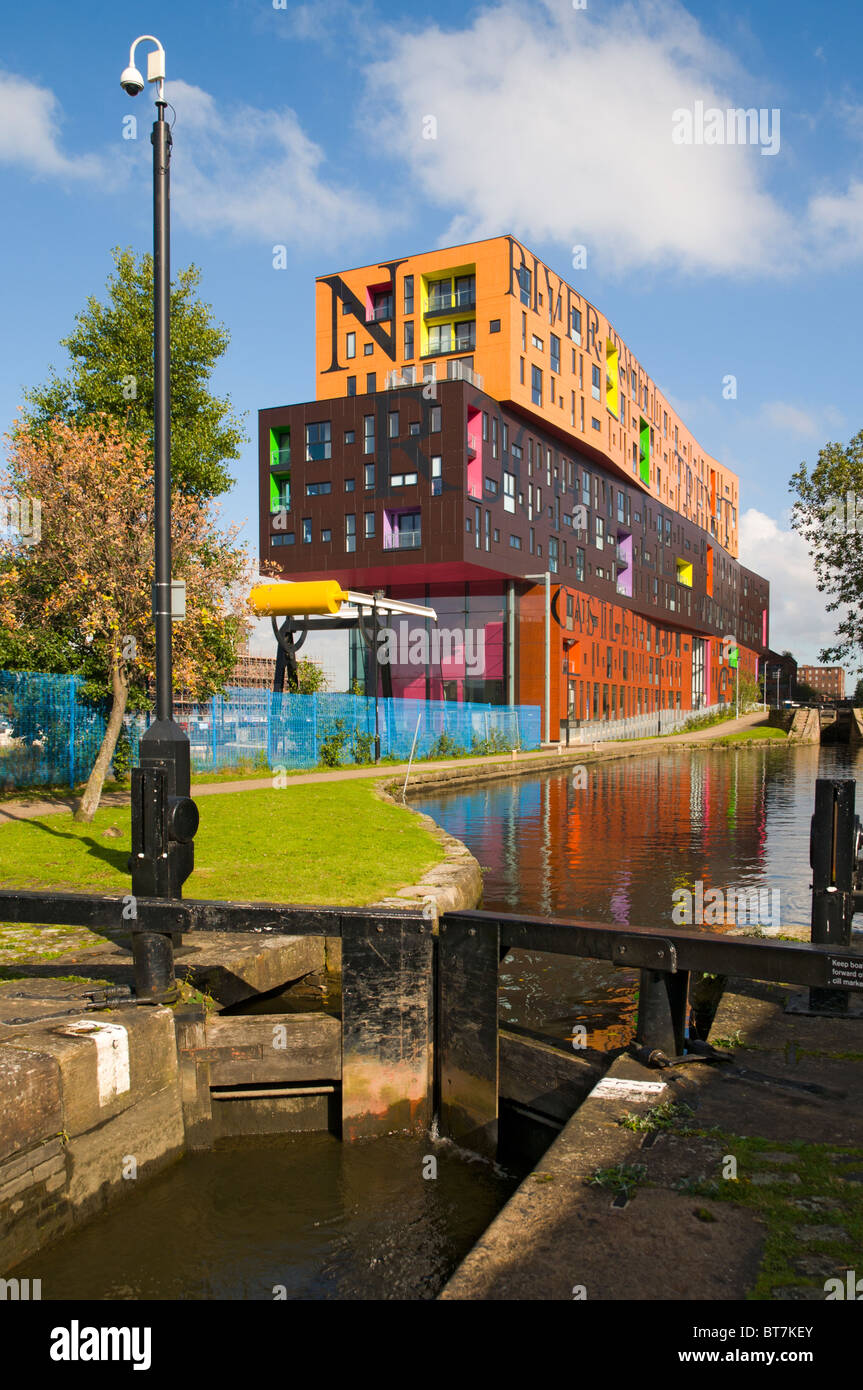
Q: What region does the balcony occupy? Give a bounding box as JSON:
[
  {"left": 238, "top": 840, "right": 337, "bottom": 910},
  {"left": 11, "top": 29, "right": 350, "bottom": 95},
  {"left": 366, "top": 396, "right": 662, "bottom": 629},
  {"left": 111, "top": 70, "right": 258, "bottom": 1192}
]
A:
[
  {"left": 424, "top": 292, "right": 476, "bottom": 319},
  {"left": 384, "top": 368, "right": 417, "bottom": 389},
  {"left": 384, "top": 530, "right": 422, "bottom": 551},
  {"left": 368, "top": 296, "right": 394, "bottom": 323}
]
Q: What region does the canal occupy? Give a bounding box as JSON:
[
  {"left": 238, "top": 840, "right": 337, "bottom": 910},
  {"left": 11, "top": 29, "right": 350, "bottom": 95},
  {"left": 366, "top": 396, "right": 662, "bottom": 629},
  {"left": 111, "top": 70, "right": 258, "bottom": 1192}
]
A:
[
  {"left": 17, "top": 740, "right": 858, "bottom": 1298},
  {"left": 414, "top": 741, "right": 863, "bottom": 1049}
]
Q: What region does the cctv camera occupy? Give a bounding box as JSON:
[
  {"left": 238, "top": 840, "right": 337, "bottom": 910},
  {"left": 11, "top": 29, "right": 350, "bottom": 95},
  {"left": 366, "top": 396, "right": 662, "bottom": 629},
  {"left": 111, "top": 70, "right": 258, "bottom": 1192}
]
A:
[{"left": 120, "top": 65, "right": 145, "bottom": 97}]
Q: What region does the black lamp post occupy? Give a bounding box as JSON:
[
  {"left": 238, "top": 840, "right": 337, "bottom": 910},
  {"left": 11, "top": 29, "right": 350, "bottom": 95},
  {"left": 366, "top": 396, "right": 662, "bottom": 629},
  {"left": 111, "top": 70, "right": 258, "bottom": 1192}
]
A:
[{"left": 122, "top": 37, "right": 198, "bottom": 1003}]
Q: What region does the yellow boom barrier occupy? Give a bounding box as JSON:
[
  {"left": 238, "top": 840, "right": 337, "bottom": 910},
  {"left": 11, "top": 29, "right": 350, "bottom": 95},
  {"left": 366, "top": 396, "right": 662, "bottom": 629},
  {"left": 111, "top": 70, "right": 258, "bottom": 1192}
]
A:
[{"left": 250, "top": 581, "right": 350, "bottom": 617}]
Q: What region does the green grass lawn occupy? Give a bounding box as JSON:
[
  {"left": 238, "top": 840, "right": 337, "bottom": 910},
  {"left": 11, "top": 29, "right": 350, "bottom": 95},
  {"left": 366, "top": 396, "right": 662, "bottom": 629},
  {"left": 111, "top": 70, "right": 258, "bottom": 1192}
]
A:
[
  {"left": 0, "top": 780, "right": 444, "bottom": 907},
  {"left": 711, "top": 726, "right": 788, "bottom": 744}
]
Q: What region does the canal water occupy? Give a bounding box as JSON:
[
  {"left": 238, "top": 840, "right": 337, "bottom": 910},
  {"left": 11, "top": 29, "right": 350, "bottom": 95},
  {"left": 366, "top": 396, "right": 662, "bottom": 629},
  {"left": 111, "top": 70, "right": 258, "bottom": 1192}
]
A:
[
  {"left": 414, "top": 741, "right": 863, "bottom": 1050},
  {"left": 17, "top": 740, "right": 859, "bottom": 1298}
]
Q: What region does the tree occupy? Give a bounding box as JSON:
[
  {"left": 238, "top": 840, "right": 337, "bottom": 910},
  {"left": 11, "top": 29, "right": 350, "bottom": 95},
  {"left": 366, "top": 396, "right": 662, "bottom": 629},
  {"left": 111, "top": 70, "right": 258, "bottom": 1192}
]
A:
[
  {"left": 21, "top": 248, "right": 245, "bottom": 500},
  {"left": 789, "top": 429, "right": 863, "bottom": 665},
  {"left": 0, "top": 418, "right": 254, "bottom": 820},
  {"left": 296, "top": 658, "right": 328, "bottom": 694},
  {"left": 854, "top": 677, "right": 863, "bottom": 707}
]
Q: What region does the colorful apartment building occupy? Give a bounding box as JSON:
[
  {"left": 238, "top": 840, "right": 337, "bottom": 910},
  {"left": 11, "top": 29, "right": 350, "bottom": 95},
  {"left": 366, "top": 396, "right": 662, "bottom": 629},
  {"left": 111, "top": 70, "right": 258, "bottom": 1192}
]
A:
[{"left": 259, "top": 235, "right": 770, "bottom": 738}]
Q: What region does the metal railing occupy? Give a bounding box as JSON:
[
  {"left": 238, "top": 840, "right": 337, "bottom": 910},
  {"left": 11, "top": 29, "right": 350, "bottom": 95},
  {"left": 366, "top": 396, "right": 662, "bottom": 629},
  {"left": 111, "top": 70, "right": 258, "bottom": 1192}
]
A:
[{"left": 566, "top": 701, "right": 728, "bottom": 743}]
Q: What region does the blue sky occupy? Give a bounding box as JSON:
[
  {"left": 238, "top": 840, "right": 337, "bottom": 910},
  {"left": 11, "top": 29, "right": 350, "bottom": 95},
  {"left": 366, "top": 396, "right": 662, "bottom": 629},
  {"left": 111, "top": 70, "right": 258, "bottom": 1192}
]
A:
[{"left": 1, "top": 0, "right": 862, "bottom": 677}]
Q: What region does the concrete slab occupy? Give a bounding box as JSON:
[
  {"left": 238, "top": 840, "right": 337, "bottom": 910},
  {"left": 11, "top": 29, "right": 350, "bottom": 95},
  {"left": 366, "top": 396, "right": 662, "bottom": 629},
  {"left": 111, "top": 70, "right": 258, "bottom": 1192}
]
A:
[{"left": 0, "top": 932, "right": 326, "bottom": 1008}]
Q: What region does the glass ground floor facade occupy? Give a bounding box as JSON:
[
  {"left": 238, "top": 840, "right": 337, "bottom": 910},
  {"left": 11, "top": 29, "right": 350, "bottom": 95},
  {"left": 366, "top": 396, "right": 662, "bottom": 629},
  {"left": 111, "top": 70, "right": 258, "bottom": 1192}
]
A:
[{"left": 344, "top": 580, "right": 759, "bottom": 737}]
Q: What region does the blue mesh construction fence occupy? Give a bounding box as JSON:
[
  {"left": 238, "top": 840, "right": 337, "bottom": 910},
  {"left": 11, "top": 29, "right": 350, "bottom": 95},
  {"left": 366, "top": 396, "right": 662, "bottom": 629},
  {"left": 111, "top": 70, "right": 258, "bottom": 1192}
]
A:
[{"left": 0, "top": 671, "right": 541, "bottom": 789}]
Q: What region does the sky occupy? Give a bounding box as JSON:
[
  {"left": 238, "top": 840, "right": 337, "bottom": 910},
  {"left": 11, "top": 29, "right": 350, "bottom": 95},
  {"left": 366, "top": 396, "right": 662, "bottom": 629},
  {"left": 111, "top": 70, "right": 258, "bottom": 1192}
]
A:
[{"left": 1, "top": 0, "right": 861, "bottom": 682}]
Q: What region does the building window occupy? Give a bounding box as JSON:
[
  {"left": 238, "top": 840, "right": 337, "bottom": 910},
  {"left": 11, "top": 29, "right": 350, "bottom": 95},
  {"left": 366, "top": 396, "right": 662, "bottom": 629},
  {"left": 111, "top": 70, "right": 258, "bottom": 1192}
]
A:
[
  {"left": 345, "top": 478, "right": 355, "bottom": 492},
  {"left": 492, "top": 417, "right": 499, "bottom": 459},
  {"left": 570, "top": 307, "right": 582, "bottom": 344},
  {"left": 431, "top": 455, "right": 442, "bottom": 495},
  {"left": 409, "top": 421, "right": 421, "bottom": 437},
  {"left": 503, "top": 471, "right": 515, "bottom": 514},
  {"left": 576, "top": 547, "right": 585, "bottom": 581},
  {"left": 591, "top": 364, "right": 601, "bottom": 401},
  {"left": 518, "top": 265, "right": 531, "bottom": 305},
  {"left": 347, "top": 376, "right": 356, "bottom": 396},
  {"left": 490, "top": 319, "right": 501, "bottom": 333},
  {"left": 510, "top": 534, "right": 522, "bottom": 549},
  {"left": 403, "top": 275, "right": 414, "bottom": 315},
  {"left": 485, "top": 476, "right": 499, "bottom": 495},
  {"left": 346, "top": 332, "right": 356, "bottom": 359},
  {"left": 364, "top": 512, "right": 375, "bottom": 539},
  {"left": 363, "top": 415, "right": 375, "bottom": 454},
  {"left": 549, "top": 536, "right": 559, "bottom": 574},
  {"left": 305, "top": 482, "right": 331, "bottom": 496},
  {"left": 344, "top": 430, "right": 355, "bottom": 444},
  {"left": 364, "top": 463, "right": 375, "bottom": 489},
  {"left": 430, "top": 406, "right": 442, "bottom": 433},
  {"left": 272, "top": 533, "right": 295, "bottom": 546},
  {"left": 404, "top": 321, "right": 414, "bottom": 359},
  {"left": 532, "top": 365, "right": 542, "bottom": 406},
  {"left": 345, "top": 514, "right": 356, "bottom": 552},
  {"left": 305, "top": 421, "right": 331, "bottom": 462},
  {"left": 388, "top": 411, "right": 399, "bottom": 439},
  {"left": 321, "top": 529, "right": 332, "bottom": 543},
  {"left": 428, "top": 323, "right": 452, "bottom": 355},
  {"left": 366, "top": 372, "right": 376, "bottom": 393},
  {"left": 519, "top": 357, "right": 525, "bottom": 385},
  {"left": 454, "top": 321, "right": 476, "bottom": 351},
  {"left": 550, "top": 333, "right": 561, "bottom": 375},
  {"left": 371, "top": 288, "right": 393, "bottom": 321},
  {"left": 363, "top": 342, "right": 373, "bottom": 356},
  {"left": 390, "top": 473, "right": 418, "bottom": 487},
  {"left": 302, "top": 518, "right": 312, "bottom": 543}
]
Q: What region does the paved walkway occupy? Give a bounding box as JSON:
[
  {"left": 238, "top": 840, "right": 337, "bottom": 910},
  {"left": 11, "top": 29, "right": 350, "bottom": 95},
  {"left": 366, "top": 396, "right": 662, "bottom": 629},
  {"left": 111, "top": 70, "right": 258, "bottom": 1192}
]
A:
[{"left": 0, "top": 710, "right": 772, "bottom": 825}]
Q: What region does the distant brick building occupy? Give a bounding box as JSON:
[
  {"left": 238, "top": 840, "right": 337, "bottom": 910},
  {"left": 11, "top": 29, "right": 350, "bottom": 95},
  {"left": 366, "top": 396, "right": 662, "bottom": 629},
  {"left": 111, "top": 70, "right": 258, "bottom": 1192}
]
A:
[{"left": 798, "top": 665, "right": 844, "bottom": 699}]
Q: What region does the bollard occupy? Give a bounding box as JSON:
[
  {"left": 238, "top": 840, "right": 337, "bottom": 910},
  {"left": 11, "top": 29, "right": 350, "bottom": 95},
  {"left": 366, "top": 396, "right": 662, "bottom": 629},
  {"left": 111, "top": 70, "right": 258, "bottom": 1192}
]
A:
[
  {"left": 128, "top": 726, "right": 198, "bottom": 1004},
  {"left": 808, "top": 778, "right": 856, "bottom": 1015}
]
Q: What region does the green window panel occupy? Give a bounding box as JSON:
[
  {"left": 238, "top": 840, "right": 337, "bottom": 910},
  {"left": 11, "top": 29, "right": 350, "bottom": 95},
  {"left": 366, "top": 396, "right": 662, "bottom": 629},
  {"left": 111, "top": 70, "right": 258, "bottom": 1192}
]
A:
[{"left": 639, "top": 416, "right": 650, "bottom": 485}]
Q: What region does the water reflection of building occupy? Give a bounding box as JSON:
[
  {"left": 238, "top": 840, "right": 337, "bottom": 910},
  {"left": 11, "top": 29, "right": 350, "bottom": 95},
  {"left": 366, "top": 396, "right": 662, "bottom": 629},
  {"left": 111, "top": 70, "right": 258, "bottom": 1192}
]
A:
[{"left": 259, "top": 235, "right": 771, "bottom": 736}]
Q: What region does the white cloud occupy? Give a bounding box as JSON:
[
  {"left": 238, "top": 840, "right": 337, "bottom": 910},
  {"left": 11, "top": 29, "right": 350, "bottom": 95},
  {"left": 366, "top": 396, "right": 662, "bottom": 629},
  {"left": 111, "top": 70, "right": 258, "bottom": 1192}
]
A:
[
  {"left": 739, "top": 508, "right": 846, "bottom": 665},
  {"left": 166, "top": 80, "right": 387, "bottom": 249},
  {"left": 360, "top": 0, "right": 863, "bottom": 277},
  {"left": 361, "top": 0, "right": 796, "bottom": 276},
  {"left": 0, "top": 70, "right": 104, "bottom": 179},
  {"left": 759, "top": 401, "right": 820, "bottom": 438},
  {"left": 806, "top": 180, "right": 863, "bottom": 265}
]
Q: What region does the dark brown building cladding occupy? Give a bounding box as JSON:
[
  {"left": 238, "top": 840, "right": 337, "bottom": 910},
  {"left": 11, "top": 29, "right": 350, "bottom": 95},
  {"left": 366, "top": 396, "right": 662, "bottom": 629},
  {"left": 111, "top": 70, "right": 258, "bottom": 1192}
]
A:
[{"left": 259, "top": 379, "right": 768, "bottom": 653}]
